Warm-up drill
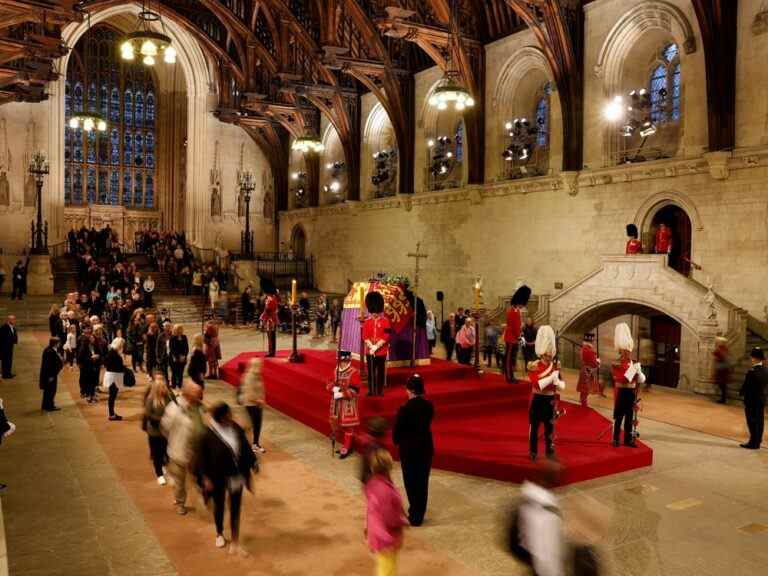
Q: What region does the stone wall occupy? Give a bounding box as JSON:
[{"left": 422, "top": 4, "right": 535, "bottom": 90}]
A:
[
  {"left": 0, "top": 101, "right": 50, "bottom": 254},
  {"left": 280, "top": 150, "right": 768, "bottom": 328}
]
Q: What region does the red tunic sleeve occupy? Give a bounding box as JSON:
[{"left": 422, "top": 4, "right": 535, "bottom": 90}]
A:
[{"left": 528, "top": 361, "right": 556, "bottom": 393}]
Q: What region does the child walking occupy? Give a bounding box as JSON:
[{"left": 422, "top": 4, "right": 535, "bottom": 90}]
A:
[{"left": 364, "top": 449, "right": 408, "bottom": 576}]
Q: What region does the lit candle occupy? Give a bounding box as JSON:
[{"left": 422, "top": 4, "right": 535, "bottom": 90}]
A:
[{"left": 291, "top": 278, "right": 297, "bottom": 306}]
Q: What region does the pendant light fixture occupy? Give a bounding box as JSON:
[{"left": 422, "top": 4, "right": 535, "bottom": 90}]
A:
[
  {"left": 428, "top": 0, "right": 474, "bottom": 111},
  {"left": 120, "top": 0, "right": 176, "bottom": 66},
  {"left": 68, "top": 8, "right": 107, "bottom": 133},
  {"left": 291, "top": 135, "right": 325, "bottom": 154}
]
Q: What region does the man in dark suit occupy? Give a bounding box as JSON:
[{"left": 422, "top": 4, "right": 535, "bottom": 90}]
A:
[
  {"left": 393, "top": 373, "right": 434, "bottom": 526},
  {"left": 40, "top": 338, "right": 63, "bottom": 412},
  {"left": 0, "top": 315, "right": 18, "bottom": 378},
  {"left": 740, "top": 347, "right": 767, "bottom": 449}
]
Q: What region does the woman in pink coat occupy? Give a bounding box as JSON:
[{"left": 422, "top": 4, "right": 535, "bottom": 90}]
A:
[{"left": 364, "top": 448, "right": 408, "bottom": 576}]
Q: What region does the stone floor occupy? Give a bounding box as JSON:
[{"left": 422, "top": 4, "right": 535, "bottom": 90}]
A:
[{"left": 0, "top": 323, "right": 767, "bottom": 575}]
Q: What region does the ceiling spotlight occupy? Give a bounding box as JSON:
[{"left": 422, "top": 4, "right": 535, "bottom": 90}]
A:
[{"left": 603, "top": 95, "right": 625, "bottom": 122}]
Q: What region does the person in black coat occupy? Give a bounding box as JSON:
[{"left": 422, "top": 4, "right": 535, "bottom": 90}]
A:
[
  {"left": 393, "top": 373, "right": 435, "bottom": 527},
  {"left": 198, "top": 402, "right": 256, "bottom": 553},
  {"left": 11, "top": 261, "right": 24, "bottom": 300},
  {"left": 740, "top": 347, "right": 768, "bottom": 449},
  {"left": 440, "top": 314, "right": 456, "bottom": 361},
  {"left": 0, "top": 315, "right": 18, "bottom": 379},
  {"left": 77, "top": 329, "right": 99, "bottom": 403},
  {"left": 169, "top": 325, "right": 189, "bottom": 390},
  {"left": 39, "top": 338, "right": 63, "bottom": 412},
  {"left": 187, "top": 333, "right": 207, "bottom": 387},
  {"left": 104, "top": 338, "right": 126, "bottom": 421}
]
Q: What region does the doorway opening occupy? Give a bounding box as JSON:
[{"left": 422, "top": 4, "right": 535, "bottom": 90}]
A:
[
  {"left": 650, "top": 204, "right": 692, "bottom": 276},
  {"left": 290, "top": 224, "right": 306, "bottom": 260}
]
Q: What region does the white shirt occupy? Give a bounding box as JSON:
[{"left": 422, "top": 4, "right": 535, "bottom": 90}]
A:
[{"left": 519, "top": 481, "right": 564, "bottom": 576}]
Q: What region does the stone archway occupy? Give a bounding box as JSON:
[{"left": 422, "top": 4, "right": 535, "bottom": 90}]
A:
[
  {"left": 290, "top": 224, "right": 306, "bottom": 260},
  {"left": 546, "top": 254, "right": 747, "bottom": 393},
  {"left": 633, "top": 191, "right": 702, "bottom": 275},
  {"left": 52, "top": 3, "right": 212, "bottom": 245}
]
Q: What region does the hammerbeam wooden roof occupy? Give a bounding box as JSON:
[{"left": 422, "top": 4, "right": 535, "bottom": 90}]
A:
[{"left": 0, "top": 0, "right": 739, "bottom": 192}]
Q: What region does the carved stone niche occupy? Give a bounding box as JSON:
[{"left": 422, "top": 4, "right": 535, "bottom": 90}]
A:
[{"left": 753, "top": 7, "right": 768, "bottom": 36}]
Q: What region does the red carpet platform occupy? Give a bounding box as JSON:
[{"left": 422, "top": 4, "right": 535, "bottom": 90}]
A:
[{"left": 221, "top": 350, "right": 653, "bottom": 485}]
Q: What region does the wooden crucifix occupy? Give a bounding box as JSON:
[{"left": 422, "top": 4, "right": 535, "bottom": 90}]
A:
[{"left": 407, "top": 242, "right": 428, "bottom": 367}]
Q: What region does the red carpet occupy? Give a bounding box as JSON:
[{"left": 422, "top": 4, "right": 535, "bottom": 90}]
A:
[{"left": 221, "top": 350, "right": 653, "bottom": 486}]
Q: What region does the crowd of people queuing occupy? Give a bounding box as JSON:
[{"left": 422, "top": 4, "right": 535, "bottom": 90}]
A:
[{"left": 31, "top": 285, "right": 267, "bottom": 554}]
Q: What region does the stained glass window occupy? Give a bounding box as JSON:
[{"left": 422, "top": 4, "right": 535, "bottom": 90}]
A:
[
  {"left": 110, "top": 170, "right": 120, "bottom": 205},
  {"left": 671, "top": 63, "right": 681, "bottom": 121},
  {"left": 455, "top": 122, "right": 464, "bottom": 163},
  {"left": 64, "top": 26, "right": 157, "bottom": 208},
  {"left": 134, "top": 173, "right": 143, "bottom": 206},
  {"left": 650, "top": 64, "right": 667, "bottom": 123},
  {"left": 663, "top": 43, "right": 678, "bottom": 62},
  {"left": 86, "top": 167, "right": 96, "bottom": 203},
  {"left": 145, "top": 174, "right": 154, "bottom": 208},
  {"left": 135, "top": 92, "right": 143, "bottom": 129},
  {"left": 536, "top": 96, "right": 549, "bottom": 148},
  {"left": 649, "top": 43, "right": 681, "bottom": 126}
]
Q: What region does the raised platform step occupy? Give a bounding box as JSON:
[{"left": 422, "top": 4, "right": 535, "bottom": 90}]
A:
[{"left": 221, "top": 349, "right": 653, "bottom": 485}]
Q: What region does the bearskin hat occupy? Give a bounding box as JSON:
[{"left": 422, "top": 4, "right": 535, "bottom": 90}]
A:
[
  {"left": 511, "top": 285, "right": 532, "bottom": 306},
  {"left": 626, "top": 224, "right": 638, "bottom": 238},
  {"left": 364, "top": 290, "right": 385, "bottom": 314},
  {"left": 260, "top": 277, "right": 277, "bottom": 295}
]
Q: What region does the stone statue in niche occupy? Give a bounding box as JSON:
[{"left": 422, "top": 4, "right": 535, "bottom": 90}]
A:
[
  {"left": 210, "top": 140, "right": 222, "bottom": 219},
  {"left": 210, "top": 186, "right": 221, "bottom": 218},
  {"left": 0, "top": 172, "right": 8, "bottom": 206},
  {"left": 262, "top": 171, "right": 273, "bottom": 219}
]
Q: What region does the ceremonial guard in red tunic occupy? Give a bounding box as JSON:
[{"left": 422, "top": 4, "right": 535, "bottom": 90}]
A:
[
  {"left": 327, "top": 351, "right": 360, "bottom": 459},
  {"left": 526, "top": 326, "right": 565, "bottom": 461},
  {"left": 504, "top": 285, "right": 530, "bottom": 383},
  {"left": 611, "top": 323, "right": 644, "bottom": 447},
  {"left": 654, "top": 222, "right": 673, "bottom": 255},
  {"left": 625, "top": 224, "right": 642, "bottom": 255},
  {"left": 577, "top": 333, "right": 600, "bottom": 407},
  {"left": 260, "top": 278, "right": 278, "bottom": 357},
  {"left": 363, "top": 291, "right": 391, "bottom": 396}
]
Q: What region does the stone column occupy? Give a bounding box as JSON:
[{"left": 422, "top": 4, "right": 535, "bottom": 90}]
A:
[{"left": 694, "top": 318, "right": 719, "bottom": 395}]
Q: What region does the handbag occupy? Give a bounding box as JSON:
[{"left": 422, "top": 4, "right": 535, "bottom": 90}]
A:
[{"left": 123, "top": 367, "right": 136, "bottom": 388}]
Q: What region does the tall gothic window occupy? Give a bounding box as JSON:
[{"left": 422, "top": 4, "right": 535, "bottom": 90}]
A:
[
  {"left": 649, "top": 43, "right": 680, "bottom": 125},
  {"left": 65, "top": 26, "right": 156, "bottom": 209}
]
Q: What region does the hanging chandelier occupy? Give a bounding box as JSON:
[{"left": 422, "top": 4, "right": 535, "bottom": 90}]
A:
[
  {"left": 428, "top": 0, "right": 474, "bottom": 111},
  {"left": 68, "top": 8, "right": 107, "bottom": 133},
  {"left": 120, "top": 0, "right": 176, "bottom": 66},
  {"left": 291, "top": 136, "right": 325, "bottom": 154}
]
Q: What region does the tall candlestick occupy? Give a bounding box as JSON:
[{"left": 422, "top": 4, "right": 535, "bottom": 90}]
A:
[
  {"left": 358, "top": 284, "right": 365, "bottom": 320},
  {"left": 291, "top": 278, "right": 297, "bottom": 306}
]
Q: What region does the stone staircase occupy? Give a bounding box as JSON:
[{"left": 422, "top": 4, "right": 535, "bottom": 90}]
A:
[{"left": 535, "top": 254, "right": 749, "bottom": 394}]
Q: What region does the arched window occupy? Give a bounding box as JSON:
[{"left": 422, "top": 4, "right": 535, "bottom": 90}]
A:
[
  {"left": 648, "top": 43, "right": 680, "bottom": 126},
  {"left": 535, "top": 83, "right": 551, "bottom": 150},
  {"left": 65, "top": 26, "right": 156, "bottom": 209}
]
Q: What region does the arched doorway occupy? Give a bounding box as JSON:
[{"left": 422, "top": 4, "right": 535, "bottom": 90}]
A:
[
  {"left": 649, "top": 204, "right": 692, "bottom": 276},
  {"left": 560, "top": 303, "right": 684, "bottom": 389},
  {"left": 290, "top": 225, "right": 306, "bottom": 260}
]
